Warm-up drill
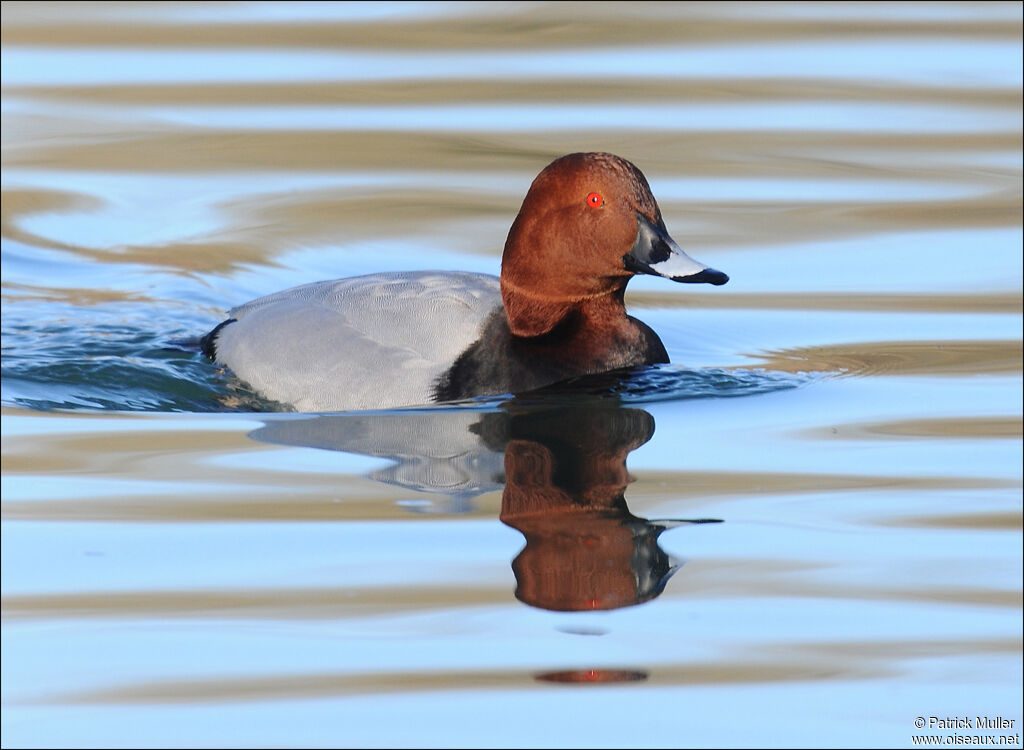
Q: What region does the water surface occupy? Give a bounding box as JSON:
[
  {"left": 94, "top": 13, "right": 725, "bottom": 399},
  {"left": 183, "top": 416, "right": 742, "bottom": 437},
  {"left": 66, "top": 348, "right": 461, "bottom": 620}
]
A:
[{"left": 2, "top": 2, "right": 1021, "bottom": 748}]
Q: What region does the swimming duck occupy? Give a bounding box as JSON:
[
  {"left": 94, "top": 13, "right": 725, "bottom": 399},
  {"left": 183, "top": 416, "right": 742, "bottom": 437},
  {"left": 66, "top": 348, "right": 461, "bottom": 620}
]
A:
[{"left": 202, "top": 152, "right": 728, "bottom": 411}]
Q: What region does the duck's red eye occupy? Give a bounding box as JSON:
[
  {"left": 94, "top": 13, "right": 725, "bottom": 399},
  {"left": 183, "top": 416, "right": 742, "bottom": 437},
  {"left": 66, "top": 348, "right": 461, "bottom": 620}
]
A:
[{"left": 586, "top": 192, "right": 603, "bottom": 208}]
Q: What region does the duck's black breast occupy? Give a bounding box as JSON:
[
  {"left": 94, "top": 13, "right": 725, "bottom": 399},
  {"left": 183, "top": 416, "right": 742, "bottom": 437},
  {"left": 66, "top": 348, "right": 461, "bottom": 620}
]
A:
[{"left": 433, "top": 308, "right": 668, "bottom": 403}]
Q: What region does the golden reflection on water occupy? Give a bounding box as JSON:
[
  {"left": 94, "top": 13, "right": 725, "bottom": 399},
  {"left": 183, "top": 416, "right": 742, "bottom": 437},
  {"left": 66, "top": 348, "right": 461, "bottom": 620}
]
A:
[
  {"left": 30, "top": 637, "right": 1021, "bottom": 706},
  {"left": 4, "top": 0, "right": 1019, "bottom": 48},
  {"left": 2, "top": 585, "right": 511, "bottom": 623},
  {"left": 751, "top": 339, "right": 1023, "bottom": 376},
  {"left": 4, "top": 550, "right": 1019, "bottom": 626},
  {"left": 627, "top": 290, "right": 1023, "bottom": 314},
  {"left": 43, "top": 659, "right": 891, "bottom": 706},
  {"left": 802, "top": 416, "right": 1022, "bottom": 440}
]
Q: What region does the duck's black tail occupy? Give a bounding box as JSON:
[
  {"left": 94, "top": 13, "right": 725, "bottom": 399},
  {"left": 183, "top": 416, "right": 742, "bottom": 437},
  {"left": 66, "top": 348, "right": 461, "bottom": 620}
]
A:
[{"left": 199, "top": 319, "right": 236, "bottom": 360}]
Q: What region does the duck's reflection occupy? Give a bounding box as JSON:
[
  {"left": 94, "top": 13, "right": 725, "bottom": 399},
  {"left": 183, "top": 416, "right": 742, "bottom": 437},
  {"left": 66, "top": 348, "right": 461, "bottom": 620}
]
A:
[
  {"left": 475, "top": 405, "right": 715, "bottom": 611},
  {"left": 250, "top": 400, "right": 718, "bottom": 613},
  {"left": 249, "top": 410, "right": 505, "bottom": 511}
]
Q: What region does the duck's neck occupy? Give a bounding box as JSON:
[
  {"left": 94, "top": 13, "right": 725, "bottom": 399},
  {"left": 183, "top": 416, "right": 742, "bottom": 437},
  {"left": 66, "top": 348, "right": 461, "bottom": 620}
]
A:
[
  {"left": 500, "top": 274, "right": 632, "bottom": 338},
  {"left": 508, "top": 285, "right": 665, "bottom": 369},
  {"left": 563, "top": 290, "right": 666, "bottom": 370},
  {"left": 572, "top": 287, "right": 631, "bottom": 332}
]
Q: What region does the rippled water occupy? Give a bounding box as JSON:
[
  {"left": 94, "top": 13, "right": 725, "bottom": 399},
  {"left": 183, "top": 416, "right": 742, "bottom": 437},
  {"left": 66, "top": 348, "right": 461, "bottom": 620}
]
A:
[{"left": 2, "top": 2, "right": 1022, "bottom": 748}]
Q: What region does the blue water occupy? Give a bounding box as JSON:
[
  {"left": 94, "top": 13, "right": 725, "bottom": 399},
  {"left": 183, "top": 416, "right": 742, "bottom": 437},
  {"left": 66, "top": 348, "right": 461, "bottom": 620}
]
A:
[{"left": 2, "top": 2, "right": 1021, "bottom": 749}]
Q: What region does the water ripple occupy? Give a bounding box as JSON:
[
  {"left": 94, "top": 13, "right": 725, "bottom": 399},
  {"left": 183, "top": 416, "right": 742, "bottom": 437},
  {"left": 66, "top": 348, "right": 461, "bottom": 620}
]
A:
[
  {"left": 1, "top": 308, "right": 270, "bottom": 413},
  {"left": 1, "top": 307, "right": 806, "bottom": 414},
  {"left": 522, "top": 363, "right": 810, "bottom": 405}
]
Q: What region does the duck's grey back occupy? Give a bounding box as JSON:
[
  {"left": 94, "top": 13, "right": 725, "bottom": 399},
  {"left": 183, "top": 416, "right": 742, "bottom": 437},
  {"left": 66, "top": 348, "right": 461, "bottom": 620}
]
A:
[{"left": 212, "top": 271, "right": 502, "bottom": 411}]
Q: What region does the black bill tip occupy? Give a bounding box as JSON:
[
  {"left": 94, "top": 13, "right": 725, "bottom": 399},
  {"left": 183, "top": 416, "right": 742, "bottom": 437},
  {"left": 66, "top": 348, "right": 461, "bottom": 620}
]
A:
[{"left": 674, "top": 268, "right": 729, "bottom": 286}]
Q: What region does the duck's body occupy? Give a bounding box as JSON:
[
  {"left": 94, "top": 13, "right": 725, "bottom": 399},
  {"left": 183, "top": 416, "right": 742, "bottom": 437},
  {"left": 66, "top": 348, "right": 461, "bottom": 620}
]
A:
[
  {"left": 202, "top": 152, "right": 728, "bottom": 412},
  {"left": 205, "top": 271, "right": 501, "bottom": 411}
]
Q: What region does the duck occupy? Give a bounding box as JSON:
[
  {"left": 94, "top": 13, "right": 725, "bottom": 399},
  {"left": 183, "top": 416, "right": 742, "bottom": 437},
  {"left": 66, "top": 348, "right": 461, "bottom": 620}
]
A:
[{"left": 201, "top": 152, "right": 728, "bottom": 412}]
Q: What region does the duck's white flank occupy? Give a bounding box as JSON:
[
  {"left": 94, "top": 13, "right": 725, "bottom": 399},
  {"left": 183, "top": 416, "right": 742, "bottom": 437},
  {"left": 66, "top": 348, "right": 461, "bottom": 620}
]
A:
[{"left": 213, "top": 271, "right": 501, "bottom": 411}]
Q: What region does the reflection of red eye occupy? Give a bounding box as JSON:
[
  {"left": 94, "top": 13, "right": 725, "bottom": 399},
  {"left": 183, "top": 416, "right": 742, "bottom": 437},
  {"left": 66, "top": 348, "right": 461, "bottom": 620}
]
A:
[{"left": 586, "top": 192, "right": 603, "bottom": 208}]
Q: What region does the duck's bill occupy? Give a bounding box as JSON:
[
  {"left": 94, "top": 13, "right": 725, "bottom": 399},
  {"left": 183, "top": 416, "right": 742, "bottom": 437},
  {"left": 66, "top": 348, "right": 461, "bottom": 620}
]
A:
[{"left": 624, "top": 213, "right": 729, "bottom": 285}]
